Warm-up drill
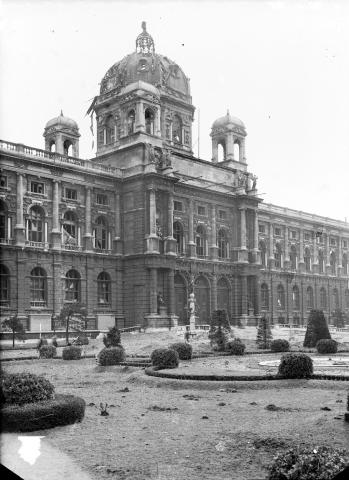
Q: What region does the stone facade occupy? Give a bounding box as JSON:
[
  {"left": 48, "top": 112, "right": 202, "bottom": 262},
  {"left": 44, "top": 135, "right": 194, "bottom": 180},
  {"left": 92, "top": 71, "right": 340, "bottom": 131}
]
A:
[{"left": 1, "top": 23, "right": 348, "bottom": 331}]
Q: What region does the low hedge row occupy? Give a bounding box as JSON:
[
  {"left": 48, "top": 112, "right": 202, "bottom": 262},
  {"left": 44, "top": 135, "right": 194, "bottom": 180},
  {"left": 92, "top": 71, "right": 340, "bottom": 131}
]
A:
[
  {"left": 62, "top": 345, "right": 82, "bottom": 360},
  {"left": 1, "top": 394, "right": 86, "bottom": 432},
  {"left": 168, "top": 342, "right": 192, "bottom": 360},
  {"left": 150, "top": 348, "right": 179, "bottom": 369}
]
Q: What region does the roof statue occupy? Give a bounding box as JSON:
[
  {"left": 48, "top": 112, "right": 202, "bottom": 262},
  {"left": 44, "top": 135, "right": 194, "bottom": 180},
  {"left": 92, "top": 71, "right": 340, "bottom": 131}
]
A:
[{"left": 136, "top": 21, "right": 155, "bottom": 54}]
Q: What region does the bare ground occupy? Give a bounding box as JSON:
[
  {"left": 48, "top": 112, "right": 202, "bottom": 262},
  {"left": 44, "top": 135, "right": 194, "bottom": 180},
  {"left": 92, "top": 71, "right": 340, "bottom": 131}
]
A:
[{"left": 2, "top": 332, "right": 349, "bottom": 480}]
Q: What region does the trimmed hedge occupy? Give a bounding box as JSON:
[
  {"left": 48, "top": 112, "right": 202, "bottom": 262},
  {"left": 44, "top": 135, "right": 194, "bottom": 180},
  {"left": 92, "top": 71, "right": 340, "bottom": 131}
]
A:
[
  {"left": 278, "top": 353, "right": 313, "bottom": 379},
  {"left": 316, "top": 339, "right": 338, "bottom": 354},
  {"left": 39, "top": 345, "right": 57, "bottom": 359},
  {"left": 62, "top": 345, "right": 82, "bottom": 360},
  {"left": 150, "top": 348, "right": 179, "bottom": 369},
  {"left": 97, "top": 346, "right": 126, "bottom": 366},
  {"left": 168, "top": 342, "right": 193, "bottom": 360},
  {"left": 74, "top": 335, "right": 89, "bottom": 346},
  {"left": 2, "top": 373, "right": 54, "bottom": 405},
  {"left": 1, "top": 394, "right": 86, "bottom": 432},
  {"left": 271, "top": 339, "right": 290, "bottom": 353},
  {"left": 268, "top": 445, "right": 349, "bottom": 480},
  {"left": 226, "top": 339, "right": 246, "bottom": 355},
  {"left": 103, "top": 326, "right": 121, "bottom": 347}
]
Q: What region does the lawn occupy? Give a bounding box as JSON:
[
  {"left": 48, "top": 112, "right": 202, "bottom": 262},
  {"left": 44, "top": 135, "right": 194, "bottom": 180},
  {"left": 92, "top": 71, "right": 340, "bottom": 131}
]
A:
[{"left": 1, "top": 330, "right": 349, "bottom": 480}]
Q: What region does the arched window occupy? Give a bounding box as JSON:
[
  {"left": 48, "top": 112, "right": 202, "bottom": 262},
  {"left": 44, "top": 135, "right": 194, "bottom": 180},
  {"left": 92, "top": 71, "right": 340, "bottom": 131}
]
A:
[
  {"left": 97, "top": 272, "right": 111, "bottom": 305},
  {"left": 217, "top": 142, "right": 225, "bottom": 162},
  {"left": 0, "top": 264, "right": 10, "bottom": 306},
  {"left": 63, "top": 140, "right": 73, "bottom": 156},
  {"left": 332, "top": 288, "right": 339, "bottom": 309},
  {"left": 259, "top": 241, "right": 267, "bottom": 267},
  {"left": 274, "top": 243, "right": 282, "bottom": 269},
  {"left": 195, "top": 225, "right": 206, "bottom": 257},
  {"left": 0, "top": 200, "right": 8, "bottom": 241},
  {"left": 342, "top": 254, "right": 348, "bottom": 275},
  {"left": 145, "top": 108, "right": 154, "bottom": 135},
  {"left": 28, "top": 206, "right": 44, "bottom": 243},
  {"left": 306, "top": 286, "right": 314, "bottom": 310},
  {"left": 290, "top": 245, "right": 297, "bottom": 270},
  {"left": 49, "top": 140, "right": 56, "bottom": 152},
  {"left": 261, "top": 283, "right": 269, "bottom": 309},
  {"left": 62, "top": 211, "right": 77, "bottom": 245},
  {"left": 30, "top": 267, "right": 47, "bottom": 306},
  {"left": 127, "top": 110, "right": 135, "bottom": 135},
  {"left": 304, "top": 247, "right": 311, "bottom": 272},
  {"left": 173, "top": 221, "right": 184, "bottom": 254},
  {"left": 94, "top": 216, "right": 108, "bottom": 250},
  {"left": 233, "top": 140, "right": 240, "bottom": 161},
  {"left": 217, "top": 229, "right": 228, "bottom": 259},
  {"left": 65, "top": 269, "right": 80, "bottom": 302},
  {"left": 330, "top": 251, "right": 336, "bottom": 275},
  {"left": 105, "top": 116, "right": 115, "bottom": 144},
  {"left": 345, "top": 289, "right": 349, "bottom": 309},
  {"left": 318, "top": 250, "right": 325, "bottom": 274},
  {"left": 277, "top": 284, "right": 285, "bottom": 309},
  {"left": 292, "top": 285, "right": 300, "bottom": 310},
  {"left": 320, "top": 287, "right": 327, "bottom": 310},
  {"left": 172, "top": 115, "right": 182, "bottom": 144}
]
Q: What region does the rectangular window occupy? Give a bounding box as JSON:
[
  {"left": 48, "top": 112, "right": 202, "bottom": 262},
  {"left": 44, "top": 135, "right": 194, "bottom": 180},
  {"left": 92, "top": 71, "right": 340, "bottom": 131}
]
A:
[
  {"left": 30, "top": 181, "right": 44, "bottom": 194},
  {"left": 174, "top": 201, "right": 183, "bottom": 212},
  {"left": 343, "top": 240, "right": 348, "bottom": 249},
  {"left": 64, "top": 188, "right": 77, "bottom": 201},
  {"left": 259, "top": 224, "right": 266, "bottom": 234},
  {"left": 96, "top": 194, "right": 108, "bottom": 206},
  {"left": 197, "top": 206, "right": 206, "bottom": 216},
  {"left": 98, "top": 129, "right": 104, "bottom": 146},
  {"left": 304, "top": 232, "right": 311, "bottom": 241},
  {"left": 274, "top": 227, "right": 281, "bottom": 237},
  {"left": 218, "top": 210, "right": 227, "bottom": 220},
  {"left": 290, "top": 230, "right": 297, "bottom": 240},
  {"left": 330, "top": 238, "right": 336, "bottom": 246},
  {"left": 0, "top": 175, "right": 7, "bottom": 188}
]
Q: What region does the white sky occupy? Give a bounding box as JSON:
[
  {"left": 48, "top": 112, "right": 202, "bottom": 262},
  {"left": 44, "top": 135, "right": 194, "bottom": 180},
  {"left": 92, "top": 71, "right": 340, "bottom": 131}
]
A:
[{"left": 1, "top": 0, "right": 349, "bottom": 222}]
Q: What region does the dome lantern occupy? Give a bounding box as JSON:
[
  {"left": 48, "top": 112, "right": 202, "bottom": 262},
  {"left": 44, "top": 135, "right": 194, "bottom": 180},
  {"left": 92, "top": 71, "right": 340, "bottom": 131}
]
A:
[
  {"left": 136, "top": 21, "right": 155, "bottom": 55},
  {"left": 43, "top": 111, "right": 80, "bottom": 157}
]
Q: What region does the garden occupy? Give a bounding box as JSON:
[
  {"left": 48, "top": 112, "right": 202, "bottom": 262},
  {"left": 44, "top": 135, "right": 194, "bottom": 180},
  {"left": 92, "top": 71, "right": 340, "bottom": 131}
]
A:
[{"left": 1, "top": 310, "right": 349, "bottom": 480}]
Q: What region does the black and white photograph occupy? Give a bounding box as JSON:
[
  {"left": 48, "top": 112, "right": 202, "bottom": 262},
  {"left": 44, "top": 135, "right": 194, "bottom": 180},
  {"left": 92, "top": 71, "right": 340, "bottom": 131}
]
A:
[{"left": 1, "top": 1, "right": 349, "bottom": 479}]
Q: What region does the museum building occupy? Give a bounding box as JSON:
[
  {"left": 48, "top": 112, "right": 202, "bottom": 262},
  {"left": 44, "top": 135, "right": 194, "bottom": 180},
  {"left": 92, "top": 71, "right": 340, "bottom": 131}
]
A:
[{"left": 1, "top": 23, "right": 349, "bottom": 331}]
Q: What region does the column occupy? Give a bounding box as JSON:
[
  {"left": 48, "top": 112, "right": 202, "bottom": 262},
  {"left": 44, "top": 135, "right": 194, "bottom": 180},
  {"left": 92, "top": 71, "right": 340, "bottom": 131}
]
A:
[
  {"left": 298, "top": 229, "right": 305, "bottom": 272},
  {"left": 268, "top": 223, "right": 274, "bottom": 269},
  {"left": 241, "top": 275, "right": 248, "bottom": 318},
  {"left": 254, "top": 276, "right": 260, "bottom": 317},
  {"left": 284, "top": 226, "right": 289, "bottom": 268},
  {"left": 240, "top": 208, "right": 247, "bottom": 249},
  {"left": 145, "top": 187, "right": 159, "bottom": 254},
  {"left": 135, "top": 100, "right": 145, "bottom": 132},
  {"left": 253, "top": 209, "right": 260, "bottom": 263},
  {"left": 15, "top": 173, "right": 25, "bottom": 246},
  {"left": 240, "top": 138, "right": 246, "bottom": 162},
  {"left": 114, "top": 192, "right": 122, "bottom": 254},
  {"left": 337, "top": 236, "right": 342, "bottom": 277},
  {"left": 226, "top": 133, "right": 234, "bottom": 161},
  {"left": 211, "top": 274, "right": 217, "bottom": 311},
  {"left": 51, "top": 180, "right": 61, "bottom": 249},
  {"left": 84, "top": 187, "right": 93, "bottom": 251},
  {"left": 212, "top": 139, "right": 218, "bottom": 163},
  {"left": 312, "top": 232, "right": 319, "bottom": 273},
  {"left": 188, "top": 199, "right": 196, "bottom": 257},
  {"left": 165, "top": 192, "right": 176, "bottom": 255},
  {"left": 114, "top": 267, "right": 125, "bottom": 327},
  {"left": 326, "top": 231, "right": 331, "bottom": 273},
  {"left": 155, "top": 107, "right": 161, "bottom": 137},
  {"left": 209, "top": 205, "right": 218, "bottom": 259},
  {"left": 7, "top": 217, "right": 12, "bottom": 240},
  {"left": 150, "top": 268, "right": 158, "bottom": 314}
]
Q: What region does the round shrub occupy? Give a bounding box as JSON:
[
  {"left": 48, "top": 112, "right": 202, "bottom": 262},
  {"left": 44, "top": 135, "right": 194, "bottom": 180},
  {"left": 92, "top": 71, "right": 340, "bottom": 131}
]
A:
[
  {"left": 2, "top": 373, "right": 54, "bottom": 405},
  {"left": 268, "top": 445, "right": 349, "bottom": 480},
  {"left": 168, "top": 342, "right": 193, "bottom": 360},
  {"left": 62, "top": 345, "right": 81, "bottom": 360},
  {"left": 278, "top": 353, "right": 313, "bottom": 379},
  {"left": 226, "top": 339, "right": 246, "bottom": 355},
  {"left": 1, "top": 394, "right": 85, "bottom": 432},
  {"left": 316, "top": 339, "right": 338, "bottom": 354},
  {"left": 97, "top": 346, "right": 126, "bottom": 366},
  {"left": 39, "top": 345, "right": 56, "bottom": 359},
  {"left": 150, "top": 348, "right": 179, "bottom": 370},
  {"left": 103, "top": 326, "right": 121, "bottom": 347},
  {"left": 271, "top": 339, "right": 290, "bottom": 353}
]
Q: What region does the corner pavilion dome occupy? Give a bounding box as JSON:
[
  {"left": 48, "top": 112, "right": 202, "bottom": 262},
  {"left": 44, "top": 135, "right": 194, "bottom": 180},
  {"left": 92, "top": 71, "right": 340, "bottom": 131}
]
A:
[
  {"left": 45, "top": 111, "right": 79, "bottom": 131},
  {"left": 99, "top": 22, "right": 191, "bottom": 99},
  {"left": 212, "top": 110, "right": 245, "bottom": 130}
]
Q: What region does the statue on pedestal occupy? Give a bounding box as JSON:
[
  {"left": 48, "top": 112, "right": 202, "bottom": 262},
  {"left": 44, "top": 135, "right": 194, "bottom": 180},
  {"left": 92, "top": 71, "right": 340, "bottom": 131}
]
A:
[
  {"left": 157, "top": 292, "right": 165, "bottom": 314},
  {"left": 188, "top": 292, "right": 196, "bottom": 331}
]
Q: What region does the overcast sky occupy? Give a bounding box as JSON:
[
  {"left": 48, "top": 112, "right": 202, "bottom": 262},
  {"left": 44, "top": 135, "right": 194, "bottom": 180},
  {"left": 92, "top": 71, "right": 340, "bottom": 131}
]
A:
[{"left": 1, "top": 0, "right": 349, "bottom": 222}]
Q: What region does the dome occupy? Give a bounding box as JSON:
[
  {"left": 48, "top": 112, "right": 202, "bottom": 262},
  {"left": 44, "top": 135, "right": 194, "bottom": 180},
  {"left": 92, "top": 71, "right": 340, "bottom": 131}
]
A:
[
  {"left": 45, "top": 111, "right": 79, "bottom": 130},
  {"left": 99, "top": 22, "right": 190, "bottom": 99},
  {"left": 212, "top": 110, "right": 245, "bottom": 129}
]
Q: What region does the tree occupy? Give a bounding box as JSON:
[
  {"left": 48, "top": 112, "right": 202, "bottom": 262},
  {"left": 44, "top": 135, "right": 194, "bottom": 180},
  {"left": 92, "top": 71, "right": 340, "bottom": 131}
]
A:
[
  {"left": 2, "top": 315, "right": 25, "bottom": 348},
  {"left": 58, "top": 304, "right": 87, "bottom": 345},
  {"left": 256, "top": 316, "right": 273, "bottom": 349},
  {"left": 208, "top": 310, "right": 232, "bottom": 351},
  {"left": 332, "top": 309, "right": 345, "bottom": 329},
  {"left": 303, "top": 309, "right": 331, "bottom": 348}
]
